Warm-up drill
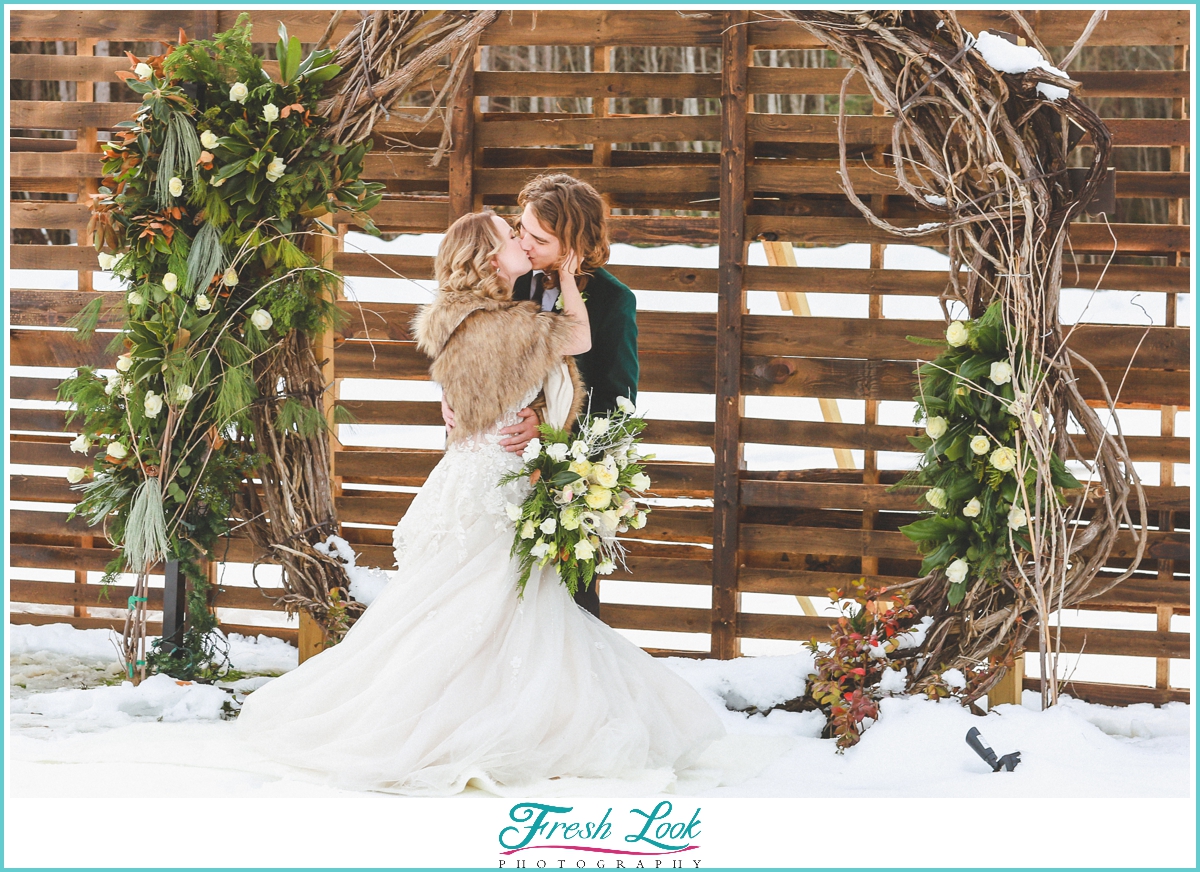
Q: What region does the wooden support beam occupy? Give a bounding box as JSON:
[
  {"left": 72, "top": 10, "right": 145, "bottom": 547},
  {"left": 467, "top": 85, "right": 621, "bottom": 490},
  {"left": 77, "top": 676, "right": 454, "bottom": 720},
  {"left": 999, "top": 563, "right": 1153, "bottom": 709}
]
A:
[
  {"left": 711, "top": 10, "right": 748, "bottom": 660},
  {"left": 448, "top": 43, "right": 478, "bottom": 219}
]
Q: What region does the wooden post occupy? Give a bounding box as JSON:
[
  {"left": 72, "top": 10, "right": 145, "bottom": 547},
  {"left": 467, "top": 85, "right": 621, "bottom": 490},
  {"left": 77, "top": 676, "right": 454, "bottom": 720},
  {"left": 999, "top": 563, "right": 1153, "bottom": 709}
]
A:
[
  {"left": 592, "top": 44, "right": 613, "bottom": 208},
  {"left": 988, "top": 653, "right": 1025, "bottom": 708},
  {"left": 448, "top": 43, "right": 478, "bottom": 219},
  {"left": 74, "top": 534, "right": 93, "bottom": 619},
  {"left": 711, "top": 10, "right": 748, "bottom": 660},
  {"left": 161, "top": 559, "right": 185, "bottom": 652},
  {"left": 1154, "top": 43, "right": 1188, "bottom": 695}
]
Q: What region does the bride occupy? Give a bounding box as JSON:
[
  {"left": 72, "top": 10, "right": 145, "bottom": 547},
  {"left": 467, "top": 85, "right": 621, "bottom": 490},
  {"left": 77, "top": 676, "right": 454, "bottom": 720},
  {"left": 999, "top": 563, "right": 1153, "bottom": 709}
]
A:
[{"left": 235, "top": 210, "right": 725, "bottom": 796}]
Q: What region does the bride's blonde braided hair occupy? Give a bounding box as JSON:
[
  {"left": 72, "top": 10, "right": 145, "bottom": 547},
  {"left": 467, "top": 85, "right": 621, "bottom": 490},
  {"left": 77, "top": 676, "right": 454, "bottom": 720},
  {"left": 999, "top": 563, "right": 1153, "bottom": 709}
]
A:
[{"left": 435, "top": 210, "right": 511, "bottom": 302}]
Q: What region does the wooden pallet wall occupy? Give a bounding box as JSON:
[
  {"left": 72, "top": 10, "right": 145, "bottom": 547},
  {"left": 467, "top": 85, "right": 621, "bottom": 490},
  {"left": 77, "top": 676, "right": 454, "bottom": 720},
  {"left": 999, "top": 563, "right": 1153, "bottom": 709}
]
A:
[{"left": 8, "top": 9, "right": 1191, "bottom": 705}]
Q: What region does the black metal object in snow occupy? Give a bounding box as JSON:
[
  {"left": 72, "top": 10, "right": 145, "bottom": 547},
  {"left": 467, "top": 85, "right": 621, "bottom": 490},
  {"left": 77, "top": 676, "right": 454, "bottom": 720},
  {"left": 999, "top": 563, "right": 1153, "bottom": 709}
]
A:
[
  {"left": 161, "top": 559, "right": 186, "bottom": 652},
  {"left": 966, "top": 726, "right": 1022, "bottom": 772}
]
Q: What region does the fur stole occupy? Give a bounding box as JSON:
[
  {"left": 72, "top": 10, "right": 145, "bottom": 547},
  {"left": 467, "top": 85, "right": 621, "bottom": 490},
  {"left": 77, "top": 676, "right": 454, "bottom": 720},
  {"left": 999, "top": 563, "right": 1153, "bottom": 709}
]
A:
[{"left": 413, "top": 289, "right": 586, "bottom": 444}]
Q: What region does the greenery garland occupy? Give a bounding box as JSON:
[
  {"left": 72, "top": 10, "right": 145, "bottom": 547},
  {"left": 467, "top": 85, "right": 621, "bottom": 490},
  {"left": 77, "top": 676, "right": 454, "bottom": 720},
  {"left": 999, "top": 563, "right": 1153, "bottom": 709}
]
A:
[
  {"left": 62, "top": 16, "right": 382, "bottom": 682},
  {"left": 895, "top": 302, "right": 1083, "bottom": 607}
]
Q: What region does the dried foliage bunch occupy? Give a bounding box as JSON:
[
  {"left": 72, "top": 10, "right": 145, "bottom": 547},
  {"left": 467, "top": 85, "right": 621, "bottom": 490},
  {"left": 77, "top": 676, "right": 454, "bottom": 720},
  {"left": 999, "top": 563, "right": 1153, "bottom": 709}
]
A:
[
  {"left": 318, "top": 9, "right": 500, "bottom": 153},
  {"left": 778, "top": 10, "right": 1147, "bottom": 705},
  {"left": 62, "top": 15, "right": 382, "bottom": 682}
]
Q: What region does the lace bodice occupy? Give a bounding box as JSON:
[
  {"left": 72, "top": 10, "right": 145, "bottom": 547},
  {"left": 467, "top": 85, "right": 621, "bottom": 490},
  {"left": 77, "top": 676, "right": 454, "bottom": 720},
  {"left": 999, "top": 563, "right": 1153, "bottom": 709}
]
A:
[{"left": 392, "top": 387, "right": 539, "bottom": 568}]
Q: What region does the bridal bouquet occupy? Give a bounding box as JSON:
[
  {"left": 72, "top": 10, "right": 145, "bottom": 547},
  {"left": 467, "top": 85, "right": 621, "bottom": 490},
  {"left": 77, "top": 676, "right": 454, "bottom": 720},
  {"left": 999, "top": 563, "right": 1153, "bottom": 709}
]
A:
[{"left": 500, "top": 396, "right": 653, "bottom": 597}]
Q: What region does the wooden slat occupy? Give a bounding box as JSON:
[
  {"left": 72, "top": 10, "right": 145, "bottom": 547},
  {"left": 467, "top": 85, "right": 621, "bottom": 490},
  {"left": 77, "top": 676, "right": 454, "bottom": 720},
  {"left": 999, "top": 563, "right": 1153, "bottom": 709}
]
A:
[
  {"left": 480, "top": 11, "right": 722, "bottom": 47},
  {"left": 334, "top": 199, "right": 449, "bottom": 232},
  {"left": 11, "top": 100, "right": 133, "bottom": 130},
  {"left": 9, "top": 201, "right": 92, "bottom": 230},
  {"left": 476, "top": 71, "right": 721, "bottom": 99},
  {"left": 9, "top": 53, "right": 128, "bottom": 81},
  {"left": 1024, "top": 678, "right": 1189, "bottom": 707},
  {"left": 748, "top": 11, "right": 1192, "bottom": 49},
  {"left": 10, "top": 289, "right": 125, "bottom": 327},
  {"left": 361, "top": 152, "right": 448, "bottom": 182},
  {"left": 10, "top": 329, "right": 111, "bottom": 369},
  {"left": 11, "top": 136, "right": 82, "bottom": 153},
  {"left": 738, "top": 612, "right": 836, "bottom": 641},
  {"left": 476, "top": 115, "right": 720, "bottom": 148},
  {"left": 599, "top": 603, "right": 713, "bottom": 634},
  {"left": 477, "top": 165, "right": 721, "bottom": 196},
  {"left": 1054, "top": 626, "right": 1190, "bottom": 659},
  {"left": 747, "top": 67, "right": 1191, "bottom": 100}
]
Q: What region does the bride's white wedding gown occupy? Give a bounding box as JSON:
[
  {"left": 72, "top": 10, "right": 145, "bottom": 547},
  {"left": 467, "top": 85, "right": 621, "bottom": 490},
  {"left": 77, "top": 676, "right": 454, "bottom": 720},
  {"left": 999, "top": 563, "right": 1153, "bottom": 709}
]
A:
[{"left": 235, "top": 388, "right": 726, "bottom": 796}]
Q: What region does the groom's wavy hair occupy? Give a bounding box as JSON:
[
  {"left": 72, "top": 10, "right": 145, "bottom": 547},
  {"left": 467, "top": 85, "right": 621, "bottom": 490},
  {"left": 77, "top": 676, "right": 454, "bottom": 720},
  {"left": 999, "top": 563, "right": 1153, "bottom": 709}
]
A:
[
  {"left": 518, "top": 173, "right": 609, "bottom": 292},
  {"left": 435, "top": 210, "right": 511, "bottom": 302}
]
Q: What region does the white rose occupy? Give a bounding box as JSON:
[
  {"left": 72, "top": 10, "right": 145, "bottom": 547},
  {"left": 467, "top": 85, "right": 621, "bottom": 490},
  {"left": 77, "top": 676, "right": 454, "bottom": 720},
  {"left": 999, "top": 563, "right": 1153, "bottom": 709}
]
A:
[
  {"left": 66, "top": 467, "right": 87, "bottom": 484},
  {"left": 168, "top": 176, "right": 184, "bottom": 197},
  {"left": 615, "top": 396, "right": 636, "bottom": 415},
  {"left": 589, "top": 417, "right": 611, "bottom": 437},
  {"left": 116, "top": 354, "right": 132, "bottom": 373},
  {"left": 1009, "top": 390, "right": 1028, "bottom": 417},
  {"left": 106, "top": 441, "right": 128, "bottom": 460},
  {"left": 570, "top": 440, "right": 589, "bottom": 460},
  {"left": 522, "top": 438, "right": 542, "bottom": 463},
  {"left": 127, "top": 291, "right": 145, "bottom": 306},
  {"left": 1031, "top": 410, "right": 1044, "bottom": 428},
  {"left": 969, "top": 435, "right": 989, "bottom": 456},
  {"left": 250, "top": 308, "right": 273, "bottom": 331},
  {"left": 223, "top": 268, "right": 238, "bottom": 287},
  {"left": 121, "top": 380, "right": 133, "bottom": 396},
  {"left": 925, "top": 416, "right": 948, "bottom": 440},
  {"left": 945, "top": 558, "right": 969, "bottom": 585},
  {"left": 134, "top": 62, "right": 153, "bottom": 80},
  {"left": 560, "top": 508, "right": 581, "bottom": 531},
  {"left": 631, "top": 511, "right": 647, "bottom": 529},
  {"left": 200, "top": 129, "right": 220, "bottom": 149},
  {"left": 229, "top": 82, "right": 248, "bottom": 103},
  {"left": 520, "top": 520, "right": 536, "bottom": 540},
  {"left": 262, "top": 103, "right": 279, "bottom": 123},
  {"left": 539, "top": 517, "right": 557, "bottom": 535},
  {"left": 945, "top": 321, "right": 969, "bottom": 347},
  {"left": 174, "top": 384, "right": 193, "bottom": 404},
  {"left": 596, "top": 561, "right": 616, "bottom": 576},
  {"left": 505, "top": 502, "right": 521, "bottom": 521},
  {"left": 574, "top": 539, "right": 596, "bottom": 561},
  {"left": 70, "top": 434, "right": 91, "bottom": 454},
  {"left": 962, "top": 497, "right": 982, "bottom": 518},
  {"left": 162, "top": 272, "right": 178, "bottom": 293},
  {"left": 545, "top": 442, "right": 569, "bottom": 462},
  {"left": 925, "top": 487, "right": 947, "bottom": 510},
  {"left": 97, "top": 252, "right": 116, "bottom": 271},
  {"left": 601, "top": 509, "right": 621, "bottom": 532},
  {"left": 989, "top": 360, "right": 1013, "bottom": 385},
  {"left": 990, "top": 446, "right": 1017, "bottom": 473},
  {"left": 1007, "top": 504, "right": 1028, "bottom": 530},
  {"left": 194, "top": 294, "right": 212, "bottom": 312},
  {"left": 265, "top": 157, "right": 287, "bottom": 183},
  {"left": 630, "top": 472, "right": 651, "bottom": 491},
  {"left": 104, "top": 372, "right": 121, "bottom": 395},
  {"left": 530, "top": 541, "right": 552, "bottom": 560},
  {"left": 144, "top": 391, "right": 163, "bottom": 418}
]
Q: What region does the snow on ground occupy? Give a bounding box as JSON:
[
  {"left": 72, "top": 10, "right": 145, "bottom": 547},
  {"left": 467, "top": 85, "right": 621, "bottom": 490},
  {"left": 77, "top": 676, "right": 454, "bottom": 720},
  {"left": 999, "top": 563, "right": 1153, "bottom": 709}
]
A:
[{"left": 6, "top": 622, "right": 1191, "bottom": 801}]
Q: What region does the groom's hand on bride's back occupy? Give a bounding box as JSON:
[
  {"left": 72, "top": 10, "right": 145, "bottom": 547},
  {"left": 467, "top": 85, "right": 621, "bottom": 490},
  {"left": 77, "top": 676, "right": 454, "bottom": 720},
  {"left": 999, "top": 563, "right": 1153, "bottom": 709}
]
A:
[{"left": 499, "top": 407, "right": 539, "bottom": 454}]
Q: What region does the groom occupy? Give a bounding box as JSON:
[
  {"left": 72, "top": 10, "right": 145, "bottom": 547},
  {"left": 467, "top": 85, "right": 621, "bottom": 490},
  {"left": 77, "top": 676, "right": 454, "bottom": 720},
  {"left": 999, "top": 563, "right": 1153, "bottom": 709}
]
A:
[{"left": 444, "top": 172, "right": 638, "bottom": 618}]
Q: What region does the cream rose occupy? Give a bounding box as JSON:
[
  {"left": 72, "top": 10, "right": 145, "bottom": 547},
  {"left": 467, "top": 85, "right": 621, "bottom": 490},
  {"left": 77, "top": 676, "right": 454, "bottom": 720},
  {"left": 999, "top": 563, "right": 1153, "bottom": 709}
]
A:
[
  {"left": 990, "top": 446, "right": 1017, "bottom": 473},
  {"left": 925, "top": 487, "right": 947, "bottom": 510},
  {"left": 630, "top": 472, "right": 651, "bottom": 491},
  {"left": 135, "top": 62, "right": 153, "bottom": 80},
  {"left": 229, "top": 82, "right": 249, "bottom": 103},
  {"left": 162, "top": 272, "right": 178, "bottom": 293},
  {"left": 174, "top": 384, "right": 193, "bottom": 404},
  {"left": 97, "top": 251, "right": 116, "bottom": 271},
  {"left": 66, "top": 467, "right": 87, "bottom": 484},
  {"left": 569, "top": 459, "right": 593, "bottom": 480},
  {"left": 195, "top": 294, "right": 212, "bottom": 312},
  {"left": 945, "top": 321, "right": 969, "bottom": 347},
  {"left": 963, "top": 497, "right": 982, "bottom": 518},
  {"left": 200, "top": 129, "right": 220, "bottom": 149},
  {"left": 116, "top": 354, "right": 132, "bottom": 373},
  {"left": 250, "top": 308, "right": 273, "bottom": 332},
  {"left": 593, "top": 464, "right": 619, "bottom": 488},
  {"left": 127, "top": 291, "right": 145, "bottom": 306},
  {"left": 70, "top": 434, "right": 91, "bottom": 454},
  {"left": 631, "top": 511, "right": 647, "bottom": 529},
  {"left": 1031, "top": 410, "right": 1044, "bottom": 428},
  {"left": 989, "top": 360, "right": 1013, "bottom": 385},
  {"left": 560, "top": 507, "right": 582, "bottom": 531},
  {"left": 1007, "top": 504, "right": 1028, "bottom": 530},
  {"left": 144, "top": 391, "right": 163, "bottom": 418},
  {"left": 945, "top": 558, "right": 969, "bottom": 584},
  {"left": 223, "top": 268, "right": 239, "bottom": 287},
  {"left": 262, "top": 103, "right": 279, "bottom": 123},
  {"left": 584, "top": 485, "right": 611, "bottom": 510},
  {"left": 925, "top": 416, "right": 948, "bottom": 440},
  {"left": 265, "top": 157, "right": 287, "bottom": 183},
  {"left": 106, "top": 441, "right": 128, "bottom": 460},
  {"left": 969, "top": 434, "right": 989, "bottom": 456},
  {"left": 168, "top": 176, "right": 184, "bottom": 197}
]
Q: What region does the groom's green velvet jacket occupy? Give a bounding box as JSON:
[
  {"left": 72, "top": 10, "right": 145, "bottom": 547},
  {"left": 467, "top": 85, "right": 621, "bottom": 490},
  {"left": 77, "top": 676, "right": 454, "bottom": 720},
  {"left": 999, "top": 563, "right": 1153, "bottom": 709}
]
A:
[{"left": 513, "top": 267, "right": 638, "bottom": 417}]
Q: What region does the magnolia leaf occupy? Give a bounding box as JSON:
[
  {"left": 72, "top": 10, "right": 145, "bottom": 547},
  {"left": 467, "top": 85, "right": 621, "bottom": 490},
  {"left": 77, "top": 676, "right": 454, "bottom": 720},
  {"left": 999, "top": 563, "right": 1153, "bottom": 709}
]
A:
[{"left": 946, "top": 581, "right": 966, "bottom": 606}]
